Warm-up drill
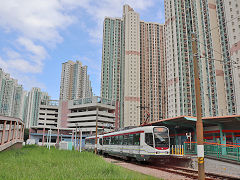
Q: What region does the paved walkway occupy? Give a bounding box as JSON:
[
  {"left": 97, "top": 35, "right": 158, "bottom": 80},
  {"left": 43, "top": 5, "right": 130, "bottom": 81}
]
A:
[{"left": 103, "top": 157, "right": 191, "bottom": 180}]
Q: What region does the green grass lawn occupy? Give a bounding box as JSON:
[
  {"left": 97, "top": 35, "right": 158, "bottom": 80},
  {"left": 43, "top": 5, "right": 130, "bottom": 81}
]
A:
[{"left": 0, "top": 145, "right": 159, "bottom": 180}]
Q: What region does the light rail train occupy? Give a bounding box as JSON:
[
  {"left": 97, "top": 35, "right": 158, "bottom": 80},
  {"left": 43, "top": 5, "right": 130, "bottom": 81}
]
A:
[{"left": 85, "top": 126, "right": 170, "bottom": 162}]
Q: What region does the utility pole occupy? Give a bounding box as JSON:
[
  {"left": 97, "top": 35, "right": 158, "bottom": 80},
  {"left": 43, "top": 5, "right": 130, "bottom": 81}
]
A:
[
  {"left": 95, "top": 107, "right": 99, "bottom": 154},
  {"left": 192, "top": 33, "right": 205, "bottom": 180}
]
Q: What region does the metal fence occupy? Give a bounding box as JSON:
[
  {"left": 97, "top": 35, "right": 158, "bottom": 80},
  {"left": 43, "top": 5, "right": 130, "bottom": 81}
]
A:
[{"left": 184, "top": 142, "right": 240, "bottom": 162}]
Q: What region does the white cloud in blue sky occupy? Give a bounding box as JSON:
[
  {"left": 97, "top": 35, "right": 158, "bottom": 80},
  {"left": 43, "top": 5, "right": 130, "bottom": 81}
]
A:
[{"left": 0, "top": 0, "right": 165, "bottom": 99}]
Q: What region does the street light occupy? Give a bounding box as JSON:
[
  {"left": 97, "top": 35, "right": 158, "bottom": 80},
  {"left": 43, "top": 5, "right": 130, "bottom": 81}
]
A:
[
  {"left": 79, "top": 127, "right": 82, "bottom": 152},
  {"left": 95, "top": 107, "right": 99, "bottom": 154},
  {"left": 47, "top": 128, "right": 52, "bottom": 150},
  {"left": 75, "top": 123, "right": 78, "bottom": 150}
]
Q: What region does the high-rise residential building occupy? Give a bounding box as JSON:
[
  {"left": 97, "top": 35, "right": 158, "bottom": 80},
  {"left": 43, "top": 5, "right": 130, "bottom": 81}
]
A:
[
  {"left": 21, "top": 90, "right": 28, "bottom": 123},
  {"left": 11, "top": 84, "right": 23, "bottom": 118},
  {"left": 122, "top": 5, "right": 141, "bottom": 127},
  {"left": 0, "top": 76, "right": 16, "bottom": 116},
  {"left": 140, "top": 22, "right": 166, "bottom": 123},
  {"left": 164, "top": 0, "right": 234, "bottom": 118},
  {"left": 0, "top": 68, "right": 26, "bottom": 119},
  {"left": 101, "top": 5, "right": 166, "bottom": 128},
  {"left": 216, "top": 0, "right": 240, "bottom": 114},
  {"left": 101, "top": 16, "right": 124, "bottom": 128},
  {"left": 25, "top": 87, "right": 50, "bottom": 128},
  {"left": 60, "top": 60, "right": 93, "bottom": 101}
]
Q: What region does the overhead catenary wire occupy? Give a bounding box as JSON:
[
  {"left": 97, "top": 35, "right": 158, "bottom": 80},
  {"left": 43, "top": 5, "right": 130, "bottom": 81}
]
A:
[
  {"left": 194, "top": 38, "right": 238, "bottom": 65},
  {"left": 199, "top": 56, "right": 239, "bottom": 69},
  {"left": 198, "top": 15, "right": 240, "bottom": 38},
  {"left": 184, "top": 3, "right": 240, "bottom": 65}
]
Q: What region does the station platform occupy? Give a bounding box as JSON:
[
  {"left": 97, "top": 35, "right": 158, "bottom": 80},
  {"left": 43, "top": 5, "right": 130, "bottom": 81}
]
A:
[
  {"left": 142, "top": 114, "right": 240, "bottom": 175},
  {"left": 144, "top": 115, "right": 240, "bottom": 158},
  {"left": 167, "top": 154, "right": 240, "bottom": 178}
]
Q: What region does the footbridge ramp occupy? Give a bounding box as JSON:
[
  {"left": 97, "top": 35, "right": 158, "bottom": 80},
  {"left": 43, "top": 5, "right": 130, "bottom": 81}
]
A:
[{"left": 0, "top": 115, "right": 24, "bottom": 151}]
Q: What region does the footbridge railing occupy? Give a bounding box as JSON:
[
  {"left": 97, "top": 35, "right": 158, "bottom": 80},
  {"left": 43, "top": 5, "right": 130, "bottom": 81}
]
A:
[
  {"left": 184, "top": 142, "right": 240, "bottom": 162},
  {"left": 0, "top": 115, "right": 25, "bottom": 151}
]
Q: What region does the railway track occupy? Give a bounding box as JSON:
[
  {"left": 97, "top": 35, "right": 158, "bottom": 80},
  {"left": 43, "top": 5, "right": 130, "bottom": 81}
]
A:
[
  {"left": 105, "top": 155, "right": 240, "bottom": 180},
  {"left": 146, "top": 164, "right": 239, "bottom": 180}
]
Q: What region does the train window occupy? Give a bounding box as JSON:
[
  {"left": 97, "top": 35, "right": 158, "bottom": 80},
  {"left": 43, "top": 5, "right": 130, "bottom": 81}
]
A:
[
  {"left": 123, "top": 135, "right": 129, "bottom": 145},
  {"left": 115, "top": 136, "right": 119, "bottom": 145},
  {"left": 154, "top": 127, "right": 169, "bottom": 148},
  {"left": 99, "top": 138, "right": 102, "bottom": 145},
  {"left": 128, "top": 134, "right": 133, "bottom": 145},
  {"left": 145, "top": 133, "right": 154, "bottom": 147},
  {"left": 133, "top": 133, "right": 140, "bottom": 145},
  {"left": 119, "top": 135, "right": 123, "bottom": 145},
  {"left": 111, "top": 136, "right": 114, "bottom": 145},
  {"left": 113, "top": 136, "right": 117, "bottom": 145},
  {"left": 104, "top": 137, "right": 110, "bottom": 145}
]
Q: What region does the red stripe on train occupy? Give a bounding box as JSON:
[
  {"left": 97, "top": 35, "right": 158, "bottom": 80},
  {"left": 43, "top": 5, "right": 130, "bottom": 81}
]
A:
[
  {"left": 155, "top": 147, "right": 169, "bottom": 150},
  {"left": 103, "top": 131, "right": 144, "bottom": 138}
]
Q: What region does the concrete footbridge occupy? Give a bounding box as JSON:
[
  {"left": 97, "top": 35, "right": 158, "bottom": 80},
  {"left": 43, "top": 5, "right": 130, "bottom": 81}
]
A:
[{"left": 0, "top": 115, "right": 25, "bottom": 151}]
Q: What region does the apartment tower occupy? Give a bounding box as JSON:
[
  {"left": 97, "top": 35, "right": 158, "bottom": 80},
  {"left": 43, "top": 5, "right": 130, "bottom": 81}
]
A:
[
  {"left": 140, "top": 22, "right": 166, "bottom": 123},
  {"left": 60, "top": 60, "right": 93, "bottom": 100},
  {"left": 101, "top": 5, "right": 166, "bottom": 127},
  {"left": 0, "top": 68, "right": 26, "bottom": 119},
  {"left": 216, "top": 0, "right": 240, "bottom": 114},
  {"left": 26, "top": 87, "right": 50, "bottom": 128},
  {"left": 164, "top": 0, "right": 234, "bottom": 118}
]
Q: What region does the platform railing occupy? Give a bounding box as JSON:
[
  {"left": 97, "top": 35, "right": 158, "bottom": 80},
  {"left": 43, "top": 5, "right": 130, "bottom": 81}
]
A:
[
  {"left": 184, "top": 142, "right": 240, "bottom": 162},
  {"left": 0, "top": 115, "right": 25, "bottom": 151}
]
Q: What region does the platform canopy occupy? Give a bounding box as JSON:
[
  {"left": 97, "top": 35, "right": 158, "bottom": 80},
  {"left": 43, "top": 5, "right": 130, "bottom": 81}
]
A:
[
  {"left": 145, "top": 115, "right": 240, "bottom": 130},
  {"left": 146, "top": 116, "right": 196, "bottom": 128}
]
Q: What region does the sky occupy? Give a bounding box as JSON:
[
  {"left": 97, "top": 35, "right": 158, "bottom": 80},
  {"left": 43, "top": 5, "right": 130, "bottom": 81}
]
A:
[{"left": 0, "top": 0, "right": 165, "bottom": 100}]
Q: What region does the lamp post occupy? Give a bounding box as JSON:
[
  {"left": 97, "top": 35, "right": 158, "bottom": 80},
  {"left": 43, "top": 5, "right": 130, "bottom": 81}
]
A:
[
  {"left": 49, "top": 128, "right": 52, "bottom": 150},
  {"left": 95, "top": 107, "right": 99, "bottom": 154},
  {"left": 79, "top": 127, "right": 82, "bottom": 152},
  {"left": 75, "top": 123, "right": 77, "bottom": 150},
  {"left": 192, "top": 33, "right": 205, "bottom": 179}
]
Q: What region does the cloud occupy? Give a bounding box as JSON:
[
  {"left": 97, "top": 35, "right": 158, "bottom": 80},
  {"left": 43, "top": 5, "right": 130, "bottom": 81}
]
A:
[
  {"left": 1, "top": 37, "right": 46, "bottom": 73},
  {"left": 14, "top": 73, "right": 47, "bottom": 91},
  {"left": 0, "top": 0, "right": 80, "bottom": 90},
  {"left": 0, "top": 0, "right": 75, "bottom": 45},
  {"left": 0, "top": 57, "right": 46, "bottom": 90},
  {"left": 17, "top": 37, "right": 47, "bottom": 60},
  {"left": 75, "top": 0, "right": 155, "bottom": 42}
]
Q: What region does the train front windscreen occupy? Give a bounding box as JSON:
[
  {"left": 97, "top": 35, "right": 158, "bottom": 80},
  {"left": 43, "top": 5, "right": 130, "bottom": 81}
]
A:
[{"left": 153, "top": 127, "right": 169, "bottom": 150}]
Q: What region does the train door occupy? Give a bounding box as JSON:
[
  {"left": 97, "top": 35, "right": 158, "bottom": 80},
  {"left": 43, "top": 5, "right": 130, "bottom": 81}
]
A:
[
  {"left": 133, "top": 133, "right": 140, "bottom": 155},
  {"left": 119, "top": 135, "right": 123, "bottom": 154}
]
